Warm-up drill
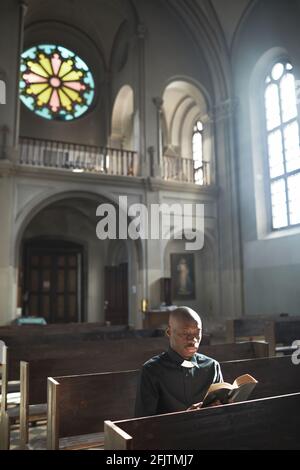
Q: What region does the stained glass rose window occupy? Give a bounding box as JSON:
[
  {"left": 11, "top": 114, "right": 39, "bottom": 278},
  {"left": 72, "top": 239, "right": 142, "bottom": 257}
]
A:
[{"left": 20, "top": 44, "right": 95, "bottom": 120}]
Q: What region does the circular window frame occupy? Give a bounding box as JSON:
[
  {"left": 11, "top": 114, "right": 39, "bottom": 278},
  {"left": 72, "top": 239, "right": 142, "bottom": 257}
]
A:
[{"left": 19, "top": 44, "right": 96, "bottom": 122}]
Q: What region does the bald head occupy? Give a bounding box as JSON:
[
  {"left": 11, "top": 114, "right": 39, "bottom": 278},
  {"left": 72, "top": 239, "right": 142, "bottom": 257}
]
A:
[
  {"left": 169, "top": 307, "right": 202, "bottom": 328},
  {"left": 167, "top": 307, "right": 203, "bottom": 359}
]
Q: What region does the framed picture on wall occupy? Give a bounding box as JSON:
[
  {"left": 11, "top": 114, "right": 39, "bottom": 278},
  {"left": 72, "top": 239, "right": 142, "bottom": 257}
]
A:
[{"left": 171, "top": 253, "right": 195, "bottom": 300}]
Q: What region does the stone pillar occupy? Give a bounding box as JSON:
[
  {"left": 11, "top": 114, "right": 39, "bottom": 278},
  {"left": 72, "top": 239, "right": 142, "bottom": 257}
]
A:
[
  {"left": 0, "top": 0, "right": 27, "bottom": 161},
  {"left": 0, "top": 80, "right": 6, "bottom": 105},
  {"left": 201, "top": 112, "right": 215, "bottom": 185},
  {"left": 147, "top": 146, "right": 155, "bottom": 177},
  {"left": 0, "top": 1, "right": 26, "bottom": 324},
  {"left": 213, "top": 98, "right": 244, "bottom": 319},
  {"left": 145, "top": 188, "right": 164, "bottom": 310},
  {"left": 0, "top": 169, "right": 17, "bottom": 325},
  {"left": 152, "top": 97, "right": 163, "bottom": 178},
  {"left": 137, "top": 23, "right": 148, "bottom": 177}
]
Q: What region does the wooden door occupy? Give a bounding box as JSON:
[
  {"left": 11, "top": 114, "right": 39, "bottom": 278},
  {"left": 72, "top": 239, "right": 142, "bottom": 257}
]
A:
[
  {"left": 104, "top": 263, "right": 128, "bottom": 325},
  {"left": 23, "top": 240, "right": 83, "bottom": 323}
]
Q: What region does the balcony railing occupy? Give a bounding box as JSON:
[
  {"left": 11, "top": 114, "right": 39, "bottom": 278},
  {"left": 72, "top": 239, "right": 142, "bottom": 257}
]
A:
[
  {"left": 17, "top": 138, "right": 211, "bottom": 185},
  {"left": 19, "top": 137, "right": 140, "bottom": 177},
  {"left": 162, "top": 155, "right": 210, "bottom": 185}
]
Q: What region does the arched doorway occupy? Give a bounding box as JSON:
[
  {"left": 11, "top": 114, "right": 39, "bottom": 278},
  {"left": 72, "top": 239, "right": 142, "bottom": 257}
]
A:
[
  {"left": 16, "top": 191, "right": 143, "bottom": 326},
  {"left": 22, "top": 239, "right": 84, "bottom": 323}
]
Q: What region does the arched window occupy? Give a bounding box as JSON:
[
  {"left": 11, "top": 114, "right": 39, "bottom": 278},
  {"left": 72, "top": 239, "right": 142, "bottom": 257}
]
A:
[
  {"left": 264, "top": 61, "right": 300, "bottom": 229},
  {"left": 19, "top": 45, "right": 95, "bottom": 121},
  {"left": 192, "top": 120, "right": 204, "bottom": 184}
]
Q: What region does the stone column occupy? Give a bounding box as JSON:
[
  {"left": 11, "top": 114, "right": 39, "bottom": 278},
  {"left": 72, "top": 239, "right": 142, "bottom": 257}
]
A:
[
  {"left": 0, "top": 168, "right": 17, "bottom": 325},
  {"left": 145, "top": 188, "right": 164, "bottom": 311},
  {"left": 152, "top": 96, "right": 164, "bottom": 178},
  {"left": 0, "top": 0, "right": 27, "bottom": 161},
  {"left": 137, "top": 23, "right": 147, "bottom": 177},
  {"left": 0, "top": 1, "right": 27, "bottom": 324},
  {"left": 201, "top": 112, "right": 215, "bottom": 185},
  {"left": 0, "top": 80, "right": 6, "bottom": 105},
  {"left": 213, "top": 98, "right": 244, "bottom": 319}
]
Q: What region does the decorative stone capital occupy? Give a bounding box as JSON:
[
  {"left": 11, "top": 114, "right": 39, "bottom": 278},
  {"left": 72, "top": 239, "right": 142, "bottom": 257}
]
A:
[
  {"left": 19, "top": 1, "right": 28, "bottom": 16},
  {"left": 213, "top": 98, "right": 239, "bottom": 122},
  {"left": 199, "top": 112, "right": 213, "bottom": 125},
  {"left": 152, "top": 97, "right": 164, "bottom": 112}
]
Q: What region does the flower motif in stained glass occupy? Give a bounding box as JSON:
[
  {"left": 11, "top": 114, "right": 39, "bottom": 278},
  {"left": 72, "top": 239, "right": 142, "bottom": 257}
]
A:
[{"left": 19, "top": 45, "right": 95, "bottom": 120}]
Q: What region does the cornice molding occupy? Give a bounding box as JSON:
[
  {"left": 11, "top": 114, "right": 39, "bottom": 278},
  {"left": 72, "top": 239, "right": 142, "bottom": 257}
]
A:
[{"left": 0, "top": 161, "right": 219, "bottom": 199}]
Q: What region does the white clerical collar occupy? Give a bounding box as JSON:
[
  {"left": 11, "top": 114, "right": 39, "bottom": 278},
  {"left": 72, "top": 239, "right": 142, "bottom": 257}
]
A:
[{"left": 181, "top": 360, "right": 195, "bottom": 368}]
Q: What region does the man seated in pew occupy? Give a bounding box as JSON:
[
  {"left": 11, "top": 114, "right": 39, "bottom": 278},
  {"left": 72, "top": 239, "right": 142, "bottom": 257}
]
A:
[{"left": 135, "top": 306, "right": 223, "bottom": 417}]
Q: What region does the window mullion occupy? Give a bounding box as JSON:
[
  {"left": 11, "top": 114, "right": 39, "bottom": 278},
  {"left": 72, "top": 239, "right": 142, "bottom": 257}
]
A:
[{"left": 278, "top": 80, "right": 291, "bottom": 226}]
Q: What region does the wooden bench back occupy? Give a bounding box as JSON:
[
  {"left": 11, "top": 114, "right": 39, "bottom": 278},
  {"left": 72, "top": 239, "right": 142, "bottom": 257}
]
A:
[
  {"left": 265, "top": 320, "right": 300, "bottom": 356},
  {"left": 226, "top": 317, "right": 268, "bottom": 342},
  {"left": 221, "top": 355, "right": 300, "bottom": 399},
  {"left": 6, "top": 336, "right": 266, "bottom": 383},
  {"left": 4, "top": 335, "right": 167, "bottom": 381},
  {"left": 105, "top": 392, "right": 300, "bottom": 449},
  {"left": 0, "top": 325, "right": 165, "bottom": 346},
  {"left": 47, "top": 370, "right": 139, "bottom": 449},
  {"left": 24, "top": 337, "right": 167, "bottom": 404},
  {"left": 226, "top": 316, "right": 300, "bottom": 344},
  {"left": 199, "top": 341, "right": 269, "bottom": 361},
  {"left": 22, "top": 341, "right": 268, "bottom": 405}
]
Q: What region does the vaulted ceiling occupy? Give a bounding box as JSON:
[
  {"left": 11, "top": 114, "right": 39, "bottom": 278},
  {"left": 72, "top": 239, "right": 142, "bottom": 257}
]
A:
[
  {"left": 25, "top": 0, "right": 256, "bottom": 52},
  {"left": 210, "top": 0, "right": 254, "bottom": 48},
  {"left": 23, "top": 0, "right": 258, "bottom": 99}
]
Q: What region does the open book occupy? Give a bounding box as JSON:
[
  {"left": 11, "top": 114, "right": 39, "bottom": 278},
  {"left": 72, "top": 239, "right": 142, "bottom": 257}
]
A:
[{"left": 202, "top": 374, "right": 258, "bottom": 407}]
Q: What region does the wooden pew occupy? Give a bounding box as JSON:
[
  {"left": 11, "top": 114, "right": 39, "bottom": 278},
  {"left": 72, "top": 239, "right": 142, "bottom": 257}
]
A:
[
  {"left": 2, "top": 338, "right": 266, "bottom": 389},
  {"left": 5, "top": 336, "right": 168, "bottom": 382},
  {"left": 104, "top": 392, "right": 300, "bottom": 449},
  {"left": 226, "top": 317, "right": 268, "bottom": 343},
  {"left": 47, "top": 370, "right": 139, "bottom": 450},
  {"left": 18, "top": 340, "right": 268, "bottom": 448},
  {"left": 0, "top": 335, "right": 166, "bottom": 448},
  {"left": 0, "top": 321, "right": 128, "bottom": 334},
  {"left": 1, "top": 339, "right": 268, "bottom": 448},
  {"left": 221, "top": 355, "right": 300, "bottom": 399},
  {"left": 4, "top": 336, "right": 166, "bottom": 447},
  {"left": 0, "top": 411, "right": 9, "bottom": 451},
  {"left": 0, "top": 343, "right": 9, "bottom": 450},
  {"left": 0, "top": 326, "right": 167, "bottom": 399},
  {"left": 0, "top": 322, "right": 208, "bottom": 386},
  {"left": 198, "top": 341, "right": 269, "bottom": 361},
  {"left": 46, "top": 355, "right": 299, "bottom": 450},
  {"left": 0, "top": 324, "right": 167, "bottom": 347},
  {"left": 265, "top": 320, "right": 300, "bottom": 356},
  {"left": 4, "top": 337, "right": 265, "bottom": 397},
  {"left": 226, "top": 316, "right": 300, "bottom": 351}
]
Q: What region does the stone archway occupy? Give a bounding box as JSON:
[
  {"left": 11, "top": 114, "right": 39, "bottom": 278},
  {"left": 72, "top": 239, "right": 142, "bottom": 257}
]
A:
[{"left": 14, "top": 190, "right": 143, "bottom": 326}]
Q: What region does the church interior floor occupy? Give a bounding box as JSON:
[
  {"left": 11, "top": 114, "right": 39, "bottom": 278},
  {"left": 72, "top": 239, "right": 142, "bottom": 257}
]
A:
[
  {"left": 9, "top": 422, "right": 104, "bottom": 450},
  {"left": 10, "top": 421, "right": 47, "bottom": 450}
]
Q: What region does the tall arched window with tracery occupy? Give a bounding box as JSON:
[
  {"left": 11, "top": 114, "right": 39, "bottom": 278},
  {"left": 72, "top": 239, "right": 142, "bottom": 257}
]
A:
[
  {"left": 192, "top": 120, "right": 204, "bottom": 185},
  {"left": 264, "top": 61, "right": 300, "bottom": 229}
]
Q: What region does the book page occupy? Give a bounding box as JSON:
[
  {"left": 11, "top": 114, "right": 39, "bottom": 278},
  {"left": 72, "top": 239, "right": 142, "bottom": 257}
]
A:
[
  {"left": 233, "top": 374, "right": 257, "bottom": 388},
  {"left": 229, "top": 382, "right": 257, "bottom": 403}
]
